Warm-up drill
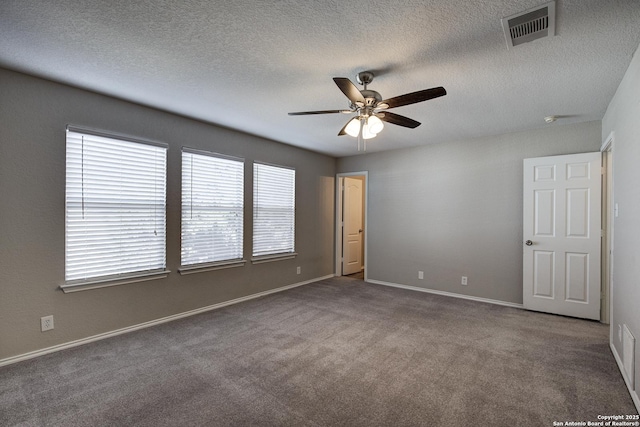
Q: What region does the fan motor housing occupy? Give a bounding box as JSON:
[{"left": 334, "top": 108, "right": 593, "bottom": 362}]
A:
[{"left": 360, "top": 89, "right": 382, "bottom": 106}]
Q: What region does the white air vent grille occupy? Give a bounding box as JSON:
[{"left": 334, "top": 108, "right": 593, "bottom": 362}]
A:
[
  {"left": 510, "top": 16, "right": 548, "bottom": 40},
  {"left": 502, "top": 1, "right": 556, "bottom": 48},
  {"left": 623, "top": 325, "right": 636, "bottom": 390}
]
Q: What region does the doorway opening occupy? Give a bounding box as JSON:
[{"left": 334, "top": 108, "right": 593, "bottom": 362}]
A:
[{"left": 335, "top": 172, "right": 368, "bottom": 280}]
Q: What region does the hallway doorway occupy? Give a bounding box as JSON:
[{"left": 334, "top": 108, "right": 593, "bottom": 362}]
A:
[{"left": 335, "top": 172, "right": 367, "bottom": 279}]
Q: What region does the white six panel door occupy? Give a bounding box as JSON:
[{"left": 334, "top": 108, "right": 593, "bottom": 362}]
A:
[{"left": 523, "top": 152, "right": 601, "bottom": 320}]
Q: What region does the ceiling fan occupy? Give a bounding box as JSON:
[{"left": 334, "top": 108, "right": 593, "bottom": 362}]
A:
[{"left": 288, "top": 71, "right": 446, "bottom": 150}]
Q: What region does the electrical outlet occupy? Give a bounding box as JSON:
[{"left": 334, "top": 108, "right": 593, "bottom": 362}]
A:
[
  {"left": 296, "top": 266, "right": 301, "bottom": 275},
  {"left": 418, "top": 271, "right": 424, "bottom": 280},
  {"left": 41, "top": 315, "right": 54, "bottom": 332},
  {"left": 461, "top": 276, "right": 468, "bottom": 286}
]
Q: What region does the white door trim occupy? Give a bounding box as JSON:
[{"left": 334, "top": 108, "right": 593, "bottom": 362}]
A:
[
  {"left": 601, "top": 132, "right": 615, "bottom": 330},
  {"left": 335, "top": 171, "right": 368, "bottom": 279}
]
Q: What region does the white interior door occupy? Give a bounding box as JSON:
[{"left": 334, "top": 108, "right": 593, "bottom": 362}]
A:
[
  {"left": 523, "top": 152, "right": 601, "bottom": 320},
  {"left": 342, "top": 177, "right": 363, "bottom": 275}
]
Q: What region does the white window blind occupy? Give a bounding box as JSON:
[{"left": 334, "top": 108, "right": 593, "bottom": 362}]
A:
[
  {"left": 181, "top": 149, "right": 244, "bottom": 266},
  {"left": 253, "top": 163, "right": 295, "bottom": 257},
  {"left": 65, "top": 128, "right": 167, "bottom": 283}
]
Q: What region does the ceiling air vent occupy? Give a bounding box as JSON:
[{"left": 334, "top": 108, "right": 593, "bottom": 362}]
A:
[{"left": 501, "top": 1, "right": 555, "bottom": 48}]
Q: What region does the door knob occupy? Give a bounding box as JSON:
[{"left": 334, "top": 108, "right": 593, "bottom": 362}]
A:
[{"left": 525, "top": 240, "right": 533, "bottom": 246}]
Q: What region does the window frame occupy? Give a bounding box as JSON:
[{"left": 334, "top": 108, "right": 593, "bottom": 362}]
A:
[
  {"left": 61, "top": 125, "right": 169, "bottom": 293},
  {"left": 179, "top": 147, "right": 246, "bottom": 275},
  {"left": 251, "top": 161, "right": 296, "bottom": 263}
]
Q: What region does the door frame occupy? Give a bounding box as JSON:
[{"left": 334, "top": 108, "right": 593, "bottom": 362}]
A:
[
  {"left": 335, "top": 171, "right": 368, "bottom": 279},
  {"left": 601, "top": 131, "right": 615, "bottom": 327}
]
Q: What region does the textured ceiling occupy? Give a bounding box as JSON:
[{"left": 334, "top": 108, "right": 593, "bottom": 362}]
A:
[{"left": 1, "top": 0, "right": 639, "bottom": 157}]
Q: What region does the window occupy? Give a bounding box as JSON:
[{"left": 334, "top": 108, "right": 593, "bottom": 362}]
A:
[
  {"left": 252, "top": 163, "right": 295, "bottom": 258},
  {"left": 64, "top": 127, "right": 167, "bottom": 287},
  {"left": 181, "top": 149, "right": 244, "bottom": 268}
]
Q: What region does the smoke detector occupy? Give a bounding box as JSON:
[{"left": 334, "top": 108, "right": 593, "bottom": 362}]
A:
[{"left": 502, "top": 1, "right": 556, "bottom": 49}]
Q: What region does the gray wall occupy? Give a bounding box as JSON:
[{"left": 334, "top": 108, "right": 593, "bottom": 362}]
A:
[
  {"left": 602, "top": 44, "right": 640, "bottom": 399},
  {"left": 338, "top": 121, "right": 602, "bottom": 304},
  {"left": 0, "top": 68, "right": 336, "bottom": 360}
]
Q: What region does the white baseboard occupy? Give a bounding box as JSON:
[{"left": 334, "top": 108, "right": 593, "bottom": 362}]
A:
[
  {"left": 366, "top": 279, "right": 524, "bottom": 309},
  {"left": 610, "top": 341, "right": 640, "bottom": 413},
  {"left": 0, "top": 274, "right": 334, "bottom": 368}
]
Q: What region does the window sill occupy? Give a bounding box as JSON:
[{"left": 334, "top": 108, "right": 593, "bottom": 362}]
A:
[
  {"left": 251, "top": 253, "right": 298, "bottom": 264},
  {"left": 60, "top": 270, "right": 170, "bottom": 293},
  {"left": 178, "top": 259, "right": 247, "bottom": 275}
]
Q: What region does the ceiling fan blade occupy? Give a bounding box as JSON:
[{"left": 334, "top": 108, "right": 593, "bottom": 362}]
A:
[
  {"left": 378, "top": 112, "right": 421, "bottom": 128},
  {"left": 333, "top": 77, "right": 366, "bottom": 105},
  {"left": 338, "top": 118, "right": 352, "bottom": 136},
  {"left": 288, "top": 110, "right": 347, "bottom": 115},
  {"left": 380, "top": 87, "right": 446, "bottom": 109}
]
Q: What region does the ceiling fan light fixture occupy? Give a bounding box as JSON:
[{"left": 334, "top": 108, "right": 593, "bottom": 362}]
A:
[
  {"left": 362, "top": 123, "right": 377, "bottom": 139},
  {"left": 345, "top": 118, "right": 361, "bottom": 137},
  {"left": 288, "top": 72, "right": 445, "bottom": 150},
  {"left": 368, "top": 115, "right": 384, "bottom": 134}
]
